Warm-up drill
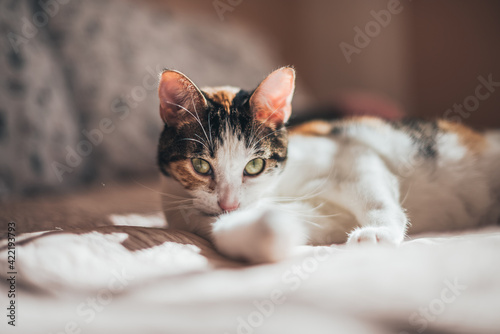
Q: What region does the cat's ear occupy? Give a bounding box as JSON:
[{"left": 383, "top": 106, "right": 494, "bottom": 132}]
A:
[
  {"left": 158, "top": 69, "right": 208, "bottom": 126},
  {"left": 250, "top": 67, "right": 295, "bottom": 127}
]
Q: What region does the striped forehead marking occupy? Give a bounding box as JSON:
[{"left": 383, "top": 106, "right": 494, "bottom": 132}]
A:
[{"left": 202, "top": 86, "right": 240, "bottom": 114}]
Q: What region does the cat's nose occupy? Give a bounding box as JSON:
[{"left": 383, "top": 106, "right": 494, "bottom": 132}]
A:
[{"left": 218, "top": 200, "right": 240, "bottom": 213}]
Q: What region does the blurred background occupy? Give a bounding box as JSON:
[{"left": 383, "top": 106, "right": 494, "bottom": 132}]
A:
[{"left": 1, "top": 0, "right": 500, "bottom": 199}]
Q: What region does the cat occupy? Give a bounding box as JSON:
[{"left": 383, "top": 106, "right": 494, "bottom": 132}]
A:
[{"left": 157, "top": 67, "right": 500, "bottom": 263}]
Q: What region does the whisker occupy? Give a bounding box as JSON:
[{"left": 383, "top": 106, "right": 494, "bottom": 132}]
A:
[
  {"left": 267, "top": 187, "right": 327, "bottom": 203},
  {"left": 251, "top": 128, "right": 286, "bottom": 150},
  {"left": 208, "top": 114, "right": 213, "bottom": 148},
  {"left": 272, "top": 203, "right": 341, "bottom": 219},
  {"left": 131, "top": 179, "right": 191, "bottom": 201},
  {"left": 164, "top": 100, "right": 210, "bottom": 148},
  {"left": 191, "top": 96, "right": 212, "bottom": 149},
  {"left": 195, "top": 132, "right": 212, "bottom": 155},
  {"left": 300, "top": 220, "right": 322, "bottom": 228},
  {"left": 180, "top": 138, "right": 209, "bottom": 151},
  {"left": 401, "top": 183, "right": 412, "bottom": 206},
  {"left": 161, "top": 198, "right": 194, "bottom": 206},
  {"left": 162, "top": 205, "right": 197, "bottom": 213},
  {"left": 297, "top": 213, "right": 342, "bottom": 219},
  {"left": 249, "top": 102, "right": 286, "bottom": 147}
]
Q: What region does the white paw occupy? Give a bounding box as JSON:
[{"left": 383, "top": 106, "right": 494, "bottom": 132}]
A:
[
  {"left": 212, "top": 208, "right": 306, "bottom": 264},
  {"left": 347, "top": 226, "right": 402, "bottom": 246},
  {"left": 253, "top": 209, "right": 307, "bottom": 263}
]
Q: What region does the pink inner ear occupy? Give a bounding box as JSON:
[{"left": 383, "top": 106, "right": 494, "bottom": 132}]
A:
[
  {"left": 158, "top": 70, "right": 206, "bottom": 125},
  {"left": 250, "top": 68, "right": 295, "bottom": 126}
]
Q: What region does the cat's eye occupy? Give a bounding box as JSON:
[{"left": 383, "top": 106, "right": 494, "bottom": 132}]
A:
[
  {"left": 244, "top": 158, "right": 265, "bottom": 176},
  {"left": 191, "top": 158, "right": 211, "bottom": 175}
]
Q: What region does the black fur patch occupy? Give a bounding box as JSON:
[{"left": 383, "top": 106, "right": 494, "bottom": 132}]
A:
[{"left": 390, "top": 119, "right": 439, "bottom": 158}]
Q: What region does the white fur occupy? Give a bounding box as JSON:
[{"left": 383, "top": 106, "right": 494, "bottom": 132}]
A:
[
  {"left": 160, "top": 76, "right": 500, "bottom": 264},
  {"left": 162, "top": 119, "right": 500, "bottom": 263},
  {"left": 161, "top": 120, "right": 281, "bottom": 246},
  {"left": 201, "top": 85, "right": 240, "bottom": 96},
  {"left": 212, "top": 205, "right": 307, "bottom": 263}
]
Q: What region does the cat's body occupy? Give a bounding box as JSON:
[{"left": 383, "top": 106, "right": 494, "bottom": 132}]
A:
[{"left": 157, "top": 67, "right": 500, "bottom": 263}]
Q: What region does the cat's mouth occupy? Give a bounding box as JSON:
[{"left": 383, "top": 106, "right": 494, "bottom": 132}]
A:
[
  {"left": 200, "top": 211, "right": 221, "bottom": 217},
  {"left": 195, "top": 208, "right": 223, "bottom": 217}
]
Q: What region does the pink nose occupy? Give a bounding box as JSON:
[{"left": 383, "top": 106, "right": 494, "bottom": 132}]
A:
[{"left": 218, "top": 200, "right": 240, "bottom": 213}]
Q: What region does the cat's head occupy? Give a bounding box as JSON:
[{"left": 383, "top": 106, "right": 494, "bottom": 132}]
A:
[{"left": 157, "top": 67, "right": 295, "bottom": 216}]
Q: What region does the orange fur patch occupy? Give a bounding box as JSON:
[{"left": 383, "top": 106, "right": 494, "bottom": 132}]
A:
[
  {"left": 438, "top": 120, "right": 487, "bottom": 153},
  {"left": 348, "top": 116, "right": 386, "bottom": 126},
  {"left": 289, "top": 120, "right": 333, "bottom": 136},
  {"left": 205, "top": 90, "right": 237, "bottom": 114},
  {"left": 169, "top": 160, "right": 214, "bottom": 191},
  {"left": 290, "top": 117, "right": 386, "bottom": 137}
]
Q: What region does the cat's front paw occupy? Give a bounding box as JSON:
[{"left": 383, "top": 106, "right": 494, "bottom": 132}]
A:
[
  {"left": 347, "top": 226, "right": 403, "bottom": 246},
  {"left": 252, "top": 209, "right": 307, "bottom": 263},
  {"left": 212, "top": 208, "right": 306, "bottom": 264}
]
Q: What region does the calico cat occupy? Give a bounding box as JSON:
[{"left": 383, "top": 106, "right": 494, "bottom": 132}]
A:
[{"left": 157, "top": 67, "right": 500, "bottom": 263}]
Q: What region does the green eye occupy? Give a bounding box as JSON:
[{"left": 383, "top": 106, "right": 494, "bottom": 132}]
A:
[
  {"left": 191, "top": 158, "right": 211, "bottom": 175},
  {"left": 244, "top": 158, "right": 265, "bottom": 175}
]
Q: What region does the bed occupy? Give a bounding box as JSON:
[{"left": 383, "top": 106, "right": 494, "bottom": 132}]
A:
[{"left": 1, "top": 178, "right": 499, "bottom": 334}]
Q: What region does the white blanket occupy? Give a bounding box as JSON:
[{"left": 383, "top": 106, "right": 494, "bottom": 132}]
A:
[{"left": 1, "top": 220, "right": 500, "bottom": 334}]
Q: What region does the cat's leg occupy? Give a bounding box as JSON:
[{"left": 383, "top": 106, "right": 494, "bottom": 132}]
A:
[
  {"left": 211, "top": 204, "right": 307, "bottom": 263},
  {"left": 332, "top": 150, "right": 408, "bottom": 245}
]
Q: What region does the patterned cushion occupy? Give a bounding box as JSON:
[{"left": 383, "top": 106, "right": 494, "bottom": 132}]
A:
[
  {"left": 0, "top": 0, "right": 81, "bottom": 197},
  {"left": 0, "top": 0, "right": 279, "bottom": 197},
  {"left": 45, "top": 0, "right": 280, "bottom": 183}
]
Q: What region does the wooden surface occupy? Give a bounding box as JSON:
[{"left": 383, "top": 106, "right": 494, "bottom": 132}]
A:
[{"left": 0, "top": 177, "right": 163, "bottom": 234}]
